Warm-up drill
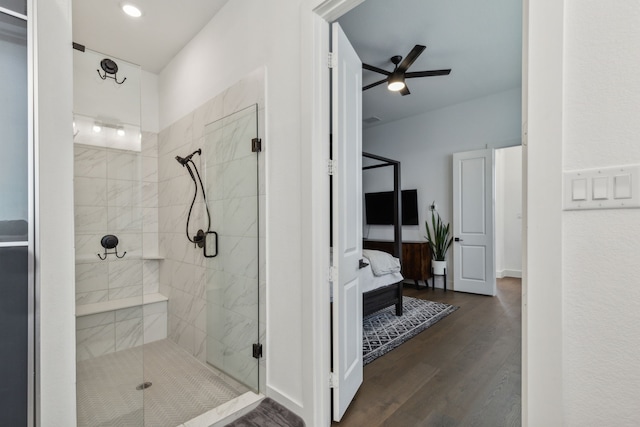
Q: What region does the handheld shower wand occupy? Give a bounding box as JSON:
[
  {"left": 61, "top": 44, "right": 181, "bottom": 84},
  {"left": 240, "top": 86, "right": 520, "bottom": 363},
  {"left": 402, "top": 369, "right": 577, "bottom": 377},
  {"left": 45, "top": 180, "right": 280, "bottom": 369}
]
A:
[
  {"left": 175, "top": 149, "right": 201, "bottom": 166},
  {"left": 175, "top": 149, "right": 212, "bottom": 249}
]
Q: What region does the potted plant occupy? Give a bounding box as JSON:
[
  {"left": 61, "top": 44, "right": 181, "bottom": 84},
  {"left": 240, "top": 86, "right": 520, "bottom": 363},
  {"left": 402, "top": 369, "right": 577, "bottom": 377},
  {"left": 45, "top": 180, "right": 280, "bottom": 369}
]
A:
[{"left": 425, "top": 209, "right": 453, "bottom": 275}]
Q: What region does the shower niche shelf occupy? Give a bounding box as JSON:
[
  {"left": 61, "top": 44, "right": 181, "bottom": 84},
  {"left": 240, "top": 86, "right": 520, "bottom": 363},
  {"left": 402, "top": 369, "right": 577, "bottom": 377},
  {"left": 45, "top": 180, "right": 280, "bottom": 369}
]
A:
[{"left": 74, "top": 254, "right": 164, "bottom": 263}]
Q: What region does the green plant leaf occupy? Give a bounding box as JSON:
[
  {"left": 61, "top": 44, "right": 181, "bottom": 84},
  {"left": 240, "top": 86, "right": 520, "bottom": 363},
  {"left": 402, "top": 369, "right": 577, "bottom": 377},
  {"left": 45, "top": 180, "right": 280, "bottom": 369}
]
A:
[{"left": 425, "top": 210, "right": 453, "bottom": 261}]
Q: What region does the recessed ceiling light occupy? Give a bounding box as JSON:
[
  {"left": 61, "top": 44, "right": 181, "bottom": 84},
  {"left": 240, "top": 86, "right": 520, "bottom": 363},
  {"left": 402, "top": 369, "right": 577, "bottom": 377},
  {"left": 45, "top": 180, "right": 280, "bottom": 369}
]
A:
[
  {"left": 117, "top": 129, "right": 125, "bottom": 137},
  {"left": 92, "top": 124, "right": 102, "bottom": 133},
  {"left": 121, "top": 4, "right": 142, "bottom": 18}
]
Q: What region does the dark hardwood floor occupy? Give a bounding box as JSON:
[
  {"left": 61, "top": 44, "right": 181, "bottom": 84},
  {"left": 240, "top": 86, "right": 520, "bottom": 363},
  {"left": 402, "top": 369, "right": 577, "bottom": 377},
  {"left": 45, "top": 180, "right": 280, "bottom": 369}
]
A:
[{"left": 334, "top": 277, "right": 521, "bottom": 427}]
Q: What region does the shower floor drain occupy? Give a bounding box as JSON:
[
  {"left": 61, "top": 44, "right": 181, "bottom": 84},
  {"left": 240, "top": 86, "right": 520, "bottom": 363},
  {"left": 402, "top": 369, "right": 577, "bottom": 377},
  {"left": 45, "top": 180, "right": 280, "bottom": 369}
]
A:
[{"left": 136, "top": 381, "right": 152, "bottom": 390}]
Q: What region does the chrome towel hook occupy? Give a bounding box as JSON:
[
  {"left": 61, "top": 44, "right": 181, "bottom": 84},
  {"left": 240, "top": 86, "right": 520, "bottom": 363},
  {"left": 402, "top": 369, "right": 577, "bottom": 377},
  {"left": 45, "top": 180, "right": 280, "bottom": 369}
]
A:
[{"left": 97, "top": 234, "right": 126, "bottom": 260}]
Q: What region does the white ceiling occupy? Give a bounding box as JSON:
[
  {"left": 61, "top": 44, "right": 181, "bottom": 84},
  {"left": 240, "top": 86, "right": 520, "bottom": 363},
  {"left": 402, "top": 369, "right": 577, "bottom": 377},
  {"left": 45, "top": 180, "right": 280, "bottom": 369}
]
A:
[
  {"left": 338, "top": 0, "right": 522, "bottom": 127},
  {"left": 72, "top": 0, "right": 229, "bottom": 73},
  {"left": 72, "top": 0, "right": 521, "bottom": 126}
]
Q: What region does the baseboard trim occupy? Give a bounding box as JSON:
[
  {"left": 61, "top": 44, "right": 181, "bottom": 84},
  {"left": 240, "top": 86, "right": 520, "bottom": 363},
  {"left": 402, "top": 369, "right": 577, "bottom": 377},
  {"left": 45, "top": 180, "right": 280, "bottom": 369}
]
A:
[{"left": 497, "top": 269, "right": 522, "bottom": 278}]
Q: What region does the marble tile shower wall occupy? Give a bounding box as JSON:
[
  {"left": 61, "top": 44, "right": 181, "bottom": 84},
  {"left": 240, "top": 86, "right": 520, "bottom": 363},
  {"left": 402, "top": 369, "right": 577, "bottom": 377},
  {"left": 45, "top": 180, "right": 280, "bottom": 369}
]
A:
[
  {"left": 74, "top": 133, "right": 159, "bottom": 303},
  {"left": 74, "top": 132, "right": 162, "bottom": 360},
  {"left": 158, "top": 69, "right": 266, "bottom": 392}
]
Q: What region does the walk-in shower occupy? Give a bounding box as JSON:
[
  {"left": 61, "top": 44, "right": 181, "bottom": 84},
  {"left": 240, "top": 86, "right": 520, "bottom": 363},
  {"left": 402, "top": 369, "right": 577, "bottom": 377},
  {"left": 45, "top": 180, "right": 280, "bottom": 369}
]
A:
[{"left": 73, "top": 45, "right": 263, "bottom": 426}]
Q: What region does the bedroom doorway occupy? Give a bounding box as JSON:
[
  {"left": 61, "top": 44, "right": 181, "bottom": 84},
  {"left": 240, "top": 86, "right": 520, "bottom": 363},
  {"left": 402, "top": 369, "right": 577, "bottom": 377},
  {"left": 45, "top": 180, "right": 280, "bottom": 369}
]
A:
[
  {"left": 314, "top": 0, "right": 528, "bottom": 424},
  {"left": 495, "top": 146, "right": 523, "bottom": 281}
]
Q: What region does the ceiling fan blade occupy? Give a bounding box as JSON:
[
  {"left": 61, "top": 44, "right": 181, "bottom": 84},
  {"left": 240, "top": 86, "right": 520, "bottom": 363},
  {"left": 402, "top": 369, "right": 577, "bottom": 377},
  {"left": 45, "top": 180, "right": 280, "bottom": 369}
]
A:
[
  {"left": 397, "top": 45, "right": 426, "bottom": 73},
  {"left": 363, "top": 63, "right": 391, "bottom": 76},
  {"left": 363, "top": 78, "right": 387, "bottom": 91},
  {"left": 405, "top": 69, "right": 452, "bottom": 78},
  {"left": 400, "top": 85, "right": 411, "bottom": 96}
]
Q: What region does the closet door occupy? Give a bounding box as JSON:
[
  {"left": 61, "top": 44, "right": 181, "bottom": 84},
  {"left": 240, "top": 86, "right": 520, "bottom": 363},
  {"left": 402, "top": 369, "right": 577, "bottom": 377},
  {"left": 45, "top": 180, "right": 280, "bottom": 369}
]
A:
[{"left": 0, "top": 5, "right": 32, "bottom": 426}]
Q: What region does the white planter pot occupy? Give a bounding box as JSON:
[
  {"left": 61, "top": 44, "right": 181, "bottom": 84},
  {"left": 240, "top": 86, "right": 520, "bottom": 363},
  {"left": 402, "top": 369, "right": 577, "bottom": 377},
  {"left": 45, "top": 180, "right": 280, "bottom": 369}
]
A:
[{"left": 432, "top": 260, "right": 447, "bottom": 275}]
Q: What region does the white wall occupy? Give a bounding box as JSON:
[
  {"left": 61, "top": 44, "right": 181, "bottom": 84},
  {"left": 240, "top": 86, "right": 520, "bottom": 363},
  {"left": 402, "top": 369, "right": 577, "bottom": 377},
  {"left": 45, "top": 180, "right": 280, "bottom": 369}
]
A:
[
  {"left": 362, "top": 88, "right": 521, "bottom": 243},
  {"left": 141, "top": 71, "right": 159, "bottom": 133},
  {"left": 495, "top": 146, "right": 522, "bottom": 278},
  {"left": 35, "top": 0, "right": 77, "bottom": 424},
  {"left": 562, "top": 1, "right": 640, "bottom": 424},
  {"left": 525, "top": 0, "right": 564, "bottom": 423}
]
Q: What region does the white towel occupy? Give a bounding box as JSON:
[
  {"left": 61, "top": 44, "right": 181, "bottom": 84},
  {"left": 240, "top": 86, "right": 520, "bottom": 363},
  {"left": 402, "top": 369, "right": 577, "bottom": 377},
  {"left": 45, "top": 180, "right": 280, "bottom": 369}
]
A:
[{"left": 362, "top": 249, "right": 401, "bottom": 276}]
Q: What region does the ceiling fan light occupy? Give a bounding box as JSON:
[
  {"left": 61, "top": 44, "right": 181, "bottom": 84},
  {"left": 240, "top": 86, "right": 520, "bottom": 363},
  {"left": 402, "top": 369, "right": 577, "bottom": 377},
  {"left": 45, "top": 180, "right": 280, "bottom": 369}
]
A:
[
  {"left": 387, "top": 72, "right": 405, "bottom": 91},
  {"left": 388, "top": 80, "right": 405, "bottom": 91}
]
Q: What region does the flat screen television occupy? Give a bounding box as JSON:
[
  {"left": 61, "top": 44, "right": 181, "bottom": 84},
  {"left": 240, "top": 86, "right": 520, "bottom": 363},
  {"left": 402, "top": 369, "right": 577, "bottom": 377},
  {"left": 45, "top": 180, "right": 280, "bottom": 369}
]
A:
[{"left": 365, "top": 189, "right": 419, "bottom": 225}]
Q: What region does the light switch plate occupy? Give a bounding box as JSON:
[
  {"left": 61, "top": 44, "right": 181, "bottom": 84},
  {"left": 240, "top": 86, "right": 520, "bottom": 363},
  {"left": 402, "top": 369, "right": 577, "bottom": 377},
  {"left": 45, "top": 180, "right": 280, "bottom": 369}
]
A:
[{"left": 564, "top": 165, "right": 640, "bottom": 210}]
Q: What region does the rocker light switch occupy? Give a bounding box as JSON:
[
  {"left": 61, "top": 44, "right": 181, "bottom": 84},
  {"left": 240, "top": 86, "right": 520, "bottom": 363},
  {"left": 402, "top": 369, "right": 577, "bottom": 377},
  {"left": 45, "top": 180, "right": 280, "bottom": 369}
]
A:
[
  {"left": 614, "top": 174, "right": 632, "bottom": 199},
  {"left": 592, "top": 177, "right": 608, "bottom": 200},
  {"left": 571, "top": 179, "right": 587, "bottom": 201}
]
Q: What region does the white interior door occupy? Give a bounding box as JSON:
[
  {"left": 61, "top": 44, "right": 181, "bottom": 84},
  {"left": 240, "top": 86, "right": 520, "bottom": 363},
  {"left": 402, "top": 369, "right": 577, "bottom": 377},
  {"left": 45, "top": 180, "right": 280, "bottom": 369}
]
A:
[
  {"left": 452, "top": 148, "right": 496, "bottom": 296},
  {"left": 331, "top": 22, "right": 363, "bottom": 422}
]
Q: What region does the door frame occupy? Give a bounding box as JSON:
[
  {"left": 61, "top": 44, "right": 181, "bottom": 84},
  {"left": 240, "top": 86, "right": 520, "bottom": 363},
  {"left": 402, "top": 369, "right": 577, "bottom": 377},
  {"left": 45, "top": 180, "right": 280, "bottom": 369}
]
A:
[{"left": 302, "top": 0, "right": 565, "bottom": 425}]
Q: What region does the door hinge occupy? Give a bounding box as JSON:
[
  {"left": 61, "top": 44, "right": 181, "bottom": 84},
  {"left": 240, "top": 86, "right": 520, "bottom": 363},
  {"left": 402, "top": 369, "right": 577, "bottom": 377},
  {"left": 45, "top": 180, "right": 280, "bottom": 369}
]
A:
[
  {"left": 252, "top": 343, "right": 263, "bottom": 359},
  {"left": 328, "top": 159, "right": 335, "bottom": 175},
  {"left": 329, "top": 372, "right": 337, "bottom": 388},
  {"left": 329, "top": 266, "right": 338, "bottom": 283},
  {"left": 252, "top": 138, "right": 262, "bottom": 152},
  {"left": 328, "top": 52, "right": 335, "bottom": 69}
]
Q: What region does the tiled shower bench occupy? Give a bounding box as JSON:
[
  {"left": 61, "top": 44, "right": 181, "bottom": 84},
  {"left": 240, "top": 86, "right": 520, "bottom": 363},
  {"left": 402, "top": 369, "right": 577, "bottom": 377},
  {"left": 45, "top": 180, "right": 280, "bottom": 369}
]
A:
[{"left": 75, "top": 293, "right": 168, "bottom": 361}]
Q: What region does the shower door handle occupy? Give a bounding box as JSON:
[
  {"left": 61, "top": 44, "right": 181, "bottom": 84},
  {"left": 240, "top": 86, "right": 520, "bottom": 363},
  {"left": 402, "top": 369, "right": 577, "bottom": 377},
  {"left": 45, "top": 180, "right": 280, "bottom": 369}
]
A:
[{"left": 204, "top": 231, "right": 218, "bottom": 258}]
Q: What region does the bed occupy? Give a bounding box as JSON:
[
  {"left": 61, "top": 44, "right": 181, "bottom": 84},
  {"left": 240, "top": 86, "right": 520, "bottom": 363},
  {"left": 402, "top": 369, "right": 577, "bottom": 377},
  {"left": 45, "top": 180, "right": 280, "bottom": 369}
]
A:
[{"left": 361, "top": 249, "right": 404, "bottom": 316}]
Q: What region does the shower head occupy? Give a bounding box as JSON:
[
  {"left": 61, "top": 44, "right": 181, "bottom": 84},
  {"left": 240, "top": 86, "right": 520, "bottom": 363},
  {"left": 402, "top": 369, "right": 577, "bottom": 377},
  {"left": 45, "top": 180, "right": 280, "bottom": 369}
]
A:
[{"left": 175, "top": 149, "right": 202, "bottom": 166}]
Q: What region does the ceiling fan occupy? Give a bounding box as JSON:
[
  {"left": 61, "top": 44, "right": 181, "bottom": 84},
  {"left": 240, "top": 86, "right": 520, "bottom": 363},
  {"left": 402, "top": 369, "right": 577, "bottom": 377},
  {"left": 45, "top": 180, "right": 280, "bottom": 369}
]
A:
[{"left": 362, "top": 45, "right": 451, "bottom": 96}]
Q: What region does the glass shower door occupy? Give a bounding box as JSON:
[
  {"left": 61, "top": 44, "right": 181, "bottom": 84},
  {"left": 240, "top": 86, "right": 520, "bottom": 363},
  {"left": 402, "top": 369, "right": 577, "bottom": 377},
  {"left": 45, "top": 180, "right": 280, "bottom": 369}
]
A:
[
  {"left": 204, "top": 104, "right": 260, "bottom": 391},
  {"left": 73, "top": 47, "right": 145, "bottom": 426}
]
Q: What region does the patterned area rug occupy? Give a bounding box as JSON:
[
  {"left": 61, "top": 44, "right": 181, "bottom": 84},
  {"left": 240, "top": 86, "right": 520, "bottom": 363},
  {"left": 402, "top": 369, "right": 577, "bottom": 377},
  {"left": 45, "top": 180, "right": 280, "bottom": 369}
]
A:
[{"left": 363, "top": 297, "right": 458, "bottom": 365}]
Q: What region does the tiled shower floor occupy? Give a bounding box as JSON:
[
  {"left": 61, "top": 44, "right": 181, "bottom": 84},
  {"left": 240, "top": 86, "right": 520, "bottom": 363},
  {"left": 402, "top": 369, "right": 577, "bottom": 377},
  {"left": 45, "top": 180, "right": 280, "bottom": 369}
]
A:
[{"left": 76, "top": 339, "right": 250, "bottom": 427}]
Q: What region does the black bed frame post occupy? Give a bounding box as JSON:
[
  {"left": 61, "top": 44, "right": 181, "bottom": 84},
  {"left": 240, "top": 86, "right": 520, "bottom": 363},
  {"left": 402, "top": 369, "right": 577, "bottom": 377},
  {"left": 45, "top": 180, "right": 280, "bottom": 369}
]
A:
[
  {"left": 362, "top": 152, "right": 403, "bottom": 265},
  {"left": 393, "top": 162, "right": 402, "bottom": 265},
  {"left": 362, "top": 152, "right": 405, "bottom": 318}
]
